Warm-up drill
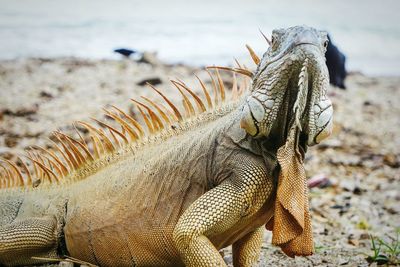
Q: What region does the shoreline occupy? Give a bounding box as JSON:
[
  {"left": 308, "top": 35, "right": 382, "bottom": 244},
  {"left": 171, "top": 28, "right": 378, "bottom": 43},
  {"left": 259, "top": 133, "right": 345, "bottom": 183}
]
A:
[{"left": 2, "top": 56, "right": 400, "bottom": 78}]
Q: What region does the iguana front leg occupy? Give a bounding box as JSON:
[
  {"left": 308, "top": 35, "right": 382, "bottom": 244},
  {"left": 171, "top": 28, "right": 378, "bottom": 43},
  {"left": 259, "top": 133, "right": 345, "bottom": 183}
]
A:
[
  {"left": 173, "top": 158, "right": 272, "bottom": 267},
  {"left": 173, "top": 181, "right": 244, "bottom": 267},
  {"left": 232, "top": 227, "right": 264, "bottom": 267}
]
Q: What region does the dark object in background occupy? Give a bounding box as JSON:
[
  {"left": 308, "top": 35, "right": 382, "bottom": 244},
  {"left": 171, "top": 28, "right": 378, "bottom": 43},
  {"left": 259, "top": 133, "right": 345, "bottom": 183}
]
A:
[
  {"left": 113, "top": 49, "right": 158, "bottom": 65},
  {"left": 325, "top": 34, "right": 347, "bottom": 89},
  {"left": 114, "top": 48, "right": 137, "bottom": 58},
  {"left": 136, "top": 77, "right": 162, "bottom": 86}
]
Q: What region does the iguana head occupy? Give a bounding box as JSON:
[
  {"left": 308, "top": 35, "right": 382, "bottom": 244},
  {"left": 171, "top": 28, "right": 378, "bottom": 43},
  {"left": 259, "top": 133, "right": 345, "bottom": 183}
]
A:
[{"left": 240, "top": 25, "right": 333, "bottom": 147}]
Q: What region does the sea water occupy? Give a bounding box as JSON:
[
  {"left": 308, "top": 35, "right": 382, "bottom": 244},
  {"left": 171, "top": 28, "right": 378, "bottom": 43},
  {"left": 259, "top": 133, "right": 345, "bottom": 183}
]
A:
[{"left": 0, "top": 0, "right": 399, "bottom": 76}]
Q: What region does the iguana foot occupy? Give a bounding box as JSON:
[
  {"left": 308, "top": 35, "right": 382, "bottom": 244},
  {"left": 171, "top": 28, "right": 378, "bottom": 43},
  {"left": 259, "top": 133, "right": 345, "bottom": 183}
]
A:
[{"left": 232, "top": 227, "right": 264, "bottom": 267}]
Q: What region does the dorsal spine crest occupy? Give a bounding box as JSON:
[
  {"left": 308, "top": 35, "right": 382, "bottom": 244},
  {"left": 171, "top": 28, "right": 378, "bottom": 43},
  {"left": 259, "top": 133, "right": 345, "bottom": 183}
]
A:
[{"left": 0, "top": 68, "right": 251, "bottom": 190}]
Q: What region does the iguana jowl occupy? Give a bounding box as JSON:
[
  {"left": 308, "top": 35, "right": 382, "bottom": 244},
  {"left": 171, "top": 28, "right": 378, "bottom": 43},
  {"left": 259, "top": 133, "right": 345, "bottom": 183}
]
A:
[{"left": 0, "top": 26, "right": 333, "bottom": 266}]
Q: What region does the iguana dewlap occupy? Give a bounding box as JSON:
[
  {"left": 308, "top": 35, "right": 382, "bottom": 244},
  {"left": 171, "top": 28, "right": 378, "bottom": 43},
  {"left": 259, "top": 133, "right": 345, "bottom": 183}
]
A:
[{"left": 0, "top": 26, "right": 333, "bottom": 266}]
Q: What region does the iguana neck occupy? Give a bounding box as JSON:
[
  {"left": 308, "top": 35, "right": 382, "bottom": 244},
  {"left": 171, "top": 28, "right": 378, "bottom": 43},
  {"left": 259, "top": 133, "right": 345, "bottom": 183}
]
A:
[{"left": 217, "top": 105, "right": 279, "bottom": 179}]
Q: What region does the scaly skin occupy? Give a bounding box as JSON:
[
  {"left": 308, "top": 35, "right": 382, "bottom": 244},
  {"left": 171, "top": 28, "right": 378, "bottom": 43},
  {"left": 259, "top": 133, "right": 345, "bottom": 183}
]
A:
[{"left": 0, "top": 26, "right": 332, "bottom": 266}]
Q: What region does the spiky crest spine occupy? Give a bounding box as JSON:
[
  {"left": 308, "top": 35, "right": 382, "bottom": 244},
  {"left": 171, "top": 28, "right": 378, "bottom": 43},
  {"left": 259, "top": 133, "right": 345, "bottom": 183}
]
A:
[{"left": 0, "top": 68, "right": 254, "bottom": 190}]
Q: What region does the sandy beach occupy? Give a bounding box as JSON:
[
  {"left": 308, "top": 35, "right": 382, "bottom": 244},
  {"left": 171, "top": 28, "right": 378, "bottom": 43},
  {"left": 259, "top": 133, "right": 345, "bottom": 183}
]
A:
[{"left": 0, "top": 56, "right": 399, "bottom": 266}]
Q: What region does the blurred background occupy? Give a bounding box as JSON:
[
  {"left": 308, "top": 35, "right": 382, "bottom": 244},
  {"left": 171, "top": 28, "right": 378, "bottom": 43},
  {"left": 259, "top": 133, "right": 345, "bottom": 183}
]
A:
[{"left": 1, "top": 0, "right": 400, "bottom": 75}]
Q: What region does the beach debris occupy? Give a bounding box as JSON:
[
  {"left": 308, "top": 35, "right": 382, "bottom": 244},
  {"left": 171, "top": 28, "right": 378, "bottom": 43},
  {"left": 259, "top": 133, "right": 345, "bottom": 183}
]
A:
[
  {"left": 383, "top": 153, "right": 400, "bottom": 168},
  {"left": 137, "top": 77, "right": 162, "bottom": 86},
  {"left": 356, "top": 219, "right": 370, "bottom": 230},
  {"left": 308, "top": 173, "right": 332, "bottom": 188},
  {"left": 138, "top": 52, "right": 161, "bottom": 66},
  {"left": 1, "top": 104, "right": 38, "bottom": 117},
  {"left": 331, "top": 202, "right": 351, "bottom": 215},
  {"left": 40, "top": 91, "right": 54, "bottom": 99},
  {"left": 4, "top": 135, "right": 18, "bottom": 148}
]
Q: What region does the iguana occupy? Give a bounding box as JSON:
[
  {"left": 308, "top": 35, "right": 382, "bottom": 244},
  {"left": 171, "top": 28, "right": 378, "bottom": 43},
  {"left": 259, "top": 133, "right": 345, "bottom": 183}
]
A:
[{"left": 0, "top": 25, "right": 333, "bottom": 266}]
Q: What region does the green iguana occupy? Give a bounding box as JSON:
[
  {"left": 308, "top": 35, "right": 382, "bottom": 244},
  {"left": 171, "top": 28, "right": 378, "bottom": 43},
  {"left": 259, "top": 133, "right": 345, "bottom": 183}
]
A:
[{"left": 0, "top": 25, "right": 333, "bottom": 266}]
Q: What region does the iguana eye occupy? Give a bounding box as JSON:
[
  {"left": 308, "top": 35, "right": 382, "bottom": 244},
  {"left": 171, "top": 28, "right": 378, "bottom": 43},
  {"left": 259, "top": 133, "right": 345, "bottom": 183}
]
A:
[
  {"left": 270, "top": 28, "right": 284, "bottom": 50},
  {"left": 270, "top": 35, "right": 279, "bottom": 51}
]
